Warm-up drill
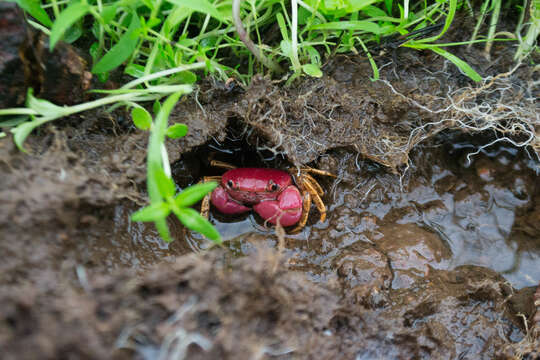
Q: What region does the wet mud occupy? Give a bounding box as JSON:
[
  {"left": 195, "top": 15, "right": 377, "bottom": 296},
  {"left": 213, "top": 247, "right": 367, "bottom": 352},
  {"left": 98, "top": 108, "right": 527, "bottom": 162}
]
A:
[{"left": 1, "top": 4, "right": 540, "bottom": 359}]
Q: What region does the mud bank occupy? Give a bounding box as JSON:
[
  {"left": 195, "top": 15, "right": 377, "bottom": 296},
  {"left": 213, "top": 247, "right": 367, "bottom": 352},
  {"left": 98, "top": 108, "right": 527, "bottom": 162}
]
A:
[{"left": 1, "top": 3, "right": 539, "bottom": 359}]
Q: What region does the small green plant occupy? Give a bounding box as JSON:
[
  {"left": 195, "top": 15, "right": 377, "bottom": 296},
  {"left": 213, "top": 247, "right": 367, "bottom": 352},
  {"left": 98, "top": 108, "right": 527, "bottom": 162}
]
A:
[
  {"left": 0, "top": 79, "right": 197, "bottom": 149},
  {"left": 0, "top": 80, "right": 220, "bottom": 244},
  {"left": 11, "top": 0, "right": 493, "bottom": 86},
  {"left": 130, "top": 92, "right": 221, "bottom": 244},
  {"left": 515, "top": 0, "right": 540, "bottom": 61}
]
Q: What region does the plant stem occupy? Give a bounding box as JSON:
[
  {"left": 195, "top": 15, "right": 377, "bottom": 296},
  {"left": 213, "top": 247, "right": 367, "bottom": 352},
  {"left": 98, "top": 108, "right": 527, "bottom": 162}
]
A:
[
  {"left": 468, "top": 0, "right": 489, "bottom": 49},
  {"left": 122, "top": 62, "right": 206, "bottom": 89},
  {"left": 291, "top": 0, "right": 301, "bottom": 72},
  {"left": 0, "top": 108, "right": 38, "bottom": 116},
  {"left": 232, "top": 0, "right": 283, "bottom": 73},
  {"left": 484, "top": 0, "right": 501, "bottom": 60},
  {"left": 515, "top": 0, "right": 540, "bottom": 60}
]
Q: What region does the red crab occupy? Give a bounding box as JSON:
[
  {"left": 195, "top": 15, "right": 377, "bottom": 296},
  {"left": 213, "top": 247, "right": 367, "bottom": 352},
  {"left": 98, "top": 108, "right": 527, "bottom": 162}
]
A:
[{"left": 201, "top": 161, "right": 335, "bottom": 232}]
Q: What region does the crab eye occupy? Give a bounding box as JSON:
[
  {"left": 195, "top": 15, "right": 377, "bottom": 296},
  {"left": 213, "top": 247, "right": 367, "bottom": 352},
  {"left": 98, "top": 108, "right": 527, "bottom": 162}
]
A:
[
  {"left": 227, "top": 179, "right": 234, "bottom": 189},
  {"left": 268, "top": 181, "right": 279, "bottom": 192}
]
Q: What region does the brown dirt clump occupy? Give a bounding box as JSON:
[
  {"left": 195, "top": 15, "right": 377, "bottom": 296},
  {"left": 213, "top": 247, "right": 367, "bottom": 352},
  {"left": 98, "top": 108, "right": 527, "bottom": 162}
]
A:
[
  {"left": 1, "top": 245, "right": 530, "bottom": 360},
  {"left": 233, "top": 53, "right": 538, "bottom": 173},
  {"left": 0, "top": 248, "right": 338, "bottom": 360}
]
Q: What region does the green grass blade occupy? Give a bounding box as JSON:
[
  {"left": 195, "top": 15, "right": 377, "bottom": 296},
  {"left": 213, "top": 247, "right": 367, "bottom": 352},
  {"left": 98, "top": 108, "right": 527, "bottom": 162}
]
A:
[
  {"left": 411, "top": 0, "right": 457, "bottom": 44},
  {"left": 344, "top": 0, "right": 380, "bottom": 12},
  {"left": 91, "top": 13, "right": 141, "bottom": 74},
  {"left": 49, "top": 1, "right": 90, "bottom": 50},
  {"left": 165, "top": 0, "right": 228, "bottom": 23},
  {"left": 357, "top": 38, "right": 379, "bottom": 80},
  {"left": 276, "top": 12, "right": 289, "bottom": 41},
  {"left": 14, "top": 0, "right": 53, "bottom": 27},
  {"left": 427, "top": 46, "right": 482, "bottom": 82}
]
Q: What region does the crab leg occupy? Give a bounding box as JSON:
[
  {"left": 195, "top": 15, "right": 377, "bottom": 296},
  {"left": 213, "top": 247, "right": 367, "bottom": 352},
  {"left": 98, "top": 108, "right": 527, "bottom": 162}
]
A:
[
  {"left": 301, "top": 179, "right": 327, "bottom": 223},
  {"left": 311, "top": 193, "right": 327, "bottom": 223},
  {"left": 302, "top": 174, "right": 324, "bottom": 196},
  {"left": 290, "top": 191, "right": 311, "bottom": 234},
  {"left": 298, "top": 167, "right": 336, "bottom": 178},
  {"left": 200, "top": 176, "right": 222, "bottom": 219},
  {"left": 210, "top": 160, "right": 237, "bottom": 170}
]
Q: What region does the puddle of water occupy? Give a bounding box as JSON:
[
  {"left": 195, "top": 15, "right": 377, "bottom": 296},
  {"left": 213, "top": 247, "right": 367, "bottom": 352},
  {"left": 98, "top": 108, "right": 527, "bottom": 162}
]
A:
[
  {"left": 81, "top": 140, "right": 539, "bottom": 290},
  {"left": 75, "top": 202, "right": 192, "bottom": 271},
  {"left": 181, "top": 143, "right": 540, "bottom": 289}
]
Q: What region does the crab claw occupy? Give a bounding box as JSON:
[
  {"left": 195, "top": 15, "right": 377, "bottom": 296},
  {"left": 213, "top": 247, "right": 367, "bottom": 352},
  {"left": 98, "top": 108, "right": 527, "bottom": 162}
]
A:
[
  {"left": 211, "top": 186, "right": 250, "bottom": 214},
  {"left": 253, "top": 185, "right": 302, "bottom": 227}
]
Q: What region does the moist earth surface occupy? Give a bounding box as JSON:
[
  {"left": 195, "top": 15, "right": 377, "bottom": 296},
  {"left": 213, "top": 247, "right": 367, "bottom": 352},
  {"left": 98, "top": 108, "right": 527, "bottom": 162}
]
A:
[{"left": 1, "top": 4, "right": 539, "bottom": 359}]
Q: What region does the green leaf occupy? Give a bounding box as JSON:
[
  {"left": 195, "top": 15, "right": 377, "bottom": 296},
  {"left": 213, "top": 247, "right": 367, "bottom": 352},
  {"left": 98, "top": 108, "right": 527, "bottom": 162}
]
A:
[
  {"left": 131, "top": 107, "right": 152, "bottom": 130},
  {"left": 297, "top": 6, "right": 312, "bottom": 25},
  {"left": 0, "top": 115, "right": 29, "bottom": 127},
  {"left": 89, "top": 42, "right": 99, "bottom": 63},
  {"left": 411, "top": 0, "right": 457, "bottom": 44},
  {"left": 165, "top": 0, "right": 227, "bottom": 23},
  {"left": 139, "top": 0, "right": 151, "bottom": 10},
  {"left": 63, "top": 19, "right": 83, "bottom": 44},
  {"left": 12, "top": 89, "right": 62, "bottom": 151},
  {"left": 357, "top": 38, "right": 379, "bottom": 80},
  {"left": 362, "top": 5, "right": 388, "bottom": 17},
  {"left": 15, "top": 0, "right": 52, "bottom": 27},
  {"left": 385, "top": 0, "right": 393, "bottom": 14},
  {"left": 175, "top": 181, "right": 217, "bottom": 207},
  {"left": 173, "top": 207, "right": 221, "bottom": 243},
  {"left": 153, "top": 100, "right": 161, "bottom": 115},
  {"left": 429, "top": 46, "right": 482, "bottom": 82},
  {"left": 50, "top": 1, "right": 90, "bottom": 50},
  {"left": 310, "top": 21, "right": 382, "bottom": 34},
  {"left": 344, "top": 0, "right": 379, "bottom": 12},
  {"left": 164, "top": 6, "right": 191, "bottom": 30},
  {"left": 101, "top": 4, "right": 118, "bottom": 23},
  {"left": 147, "top": 18, "right": 161, "bottom": 28},
  {"left": 26, "top": 88, "right": 63, "bottom": 114},
  {"left": 12, "top": 120, "right": 42, "bottom": 152},
  {"left": 276, "top": 13, "right": 289, "bottom": 41},
  {"left": 154, "top": 218, "right": 172, "bottom": 242},
  {"left": 302, "top": 63, "right": 323, "bottom": 77},
  {"left": 166, "top": 123, "right": 188, "bottom": 139},
  {"left": 280, "top": 40, "right": 292, "bottom": 58},
  {"left": 154, "top": 168, "right": 176, "bottom": 198},
  {"left": 91, "top": 13, "right": 141, "bottom": 74},
  {"left": 306, "top": 46, "right": 321, "bottom": 65},
  {"left": 124, "top": 64, "right": 145, "bottom": 78},
  {"left": 174, "top": 71, "right": 197, "bottom": 84},
  {"left": 131, "top": 202, "right": 171, "bottom": 222}
]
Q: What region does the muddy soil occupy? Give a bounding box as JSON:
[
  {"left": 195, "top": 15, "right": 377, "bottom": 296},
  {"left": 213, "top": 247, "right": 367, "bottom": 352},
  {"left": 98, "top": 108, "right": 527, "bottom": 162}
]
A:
[{"left": 1, "top": 3, "right": 540, "bottom": 360}]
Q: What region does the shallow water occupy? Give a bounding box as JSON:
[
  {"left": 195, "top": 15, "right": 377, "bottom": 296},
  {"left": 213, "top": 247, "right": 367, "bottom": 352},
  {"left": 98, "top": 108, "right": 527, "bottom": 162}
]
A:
[
  {"left": 182, "top": 142, "right": 539, "bottom": 289},
  {"left": 90, "top": 140, "right": 540, "bottom": 290}
]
